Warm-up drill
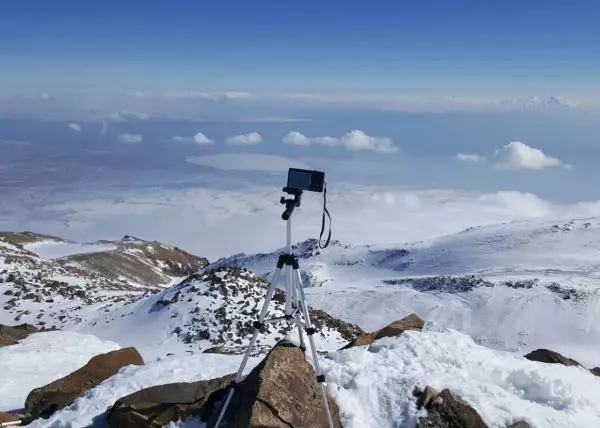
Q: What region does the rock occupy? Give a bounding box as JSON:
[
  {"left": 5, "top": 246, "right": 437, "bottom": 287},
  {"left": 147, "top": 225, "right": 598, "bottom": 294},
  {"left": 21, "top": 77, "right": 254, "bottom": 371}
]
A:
[
  {"left": 523, "top": 349, "right": 580, "bottom": 366},
  {"left": 414, "top": 385, "right": 439, "bottom": 410},
  {"left": 0, "top": 323, "right": 38, "bottom": 347},
  {"left": 591, "top": 367, "right": 600, "bottom": 376},
  {"left": 416, "top": 388, "right": 488, "bottom": 428},
  {"left": 212, "top": 341, "right": 342, "bottom": 427},
  {"left": 25, "top": 347, "right": 143, "bottom": 418},
  {"left": 508, "top": 421, "right": 532, "bottom": 428},
  {"left": 340, "top": 313, "right": 424, "bottom": 350},
  {"left": 0, "top": 411, "right": 21, "bottom": 423},
  {"left": 106, "top": 374, "right": 235, "bottom": 428}
]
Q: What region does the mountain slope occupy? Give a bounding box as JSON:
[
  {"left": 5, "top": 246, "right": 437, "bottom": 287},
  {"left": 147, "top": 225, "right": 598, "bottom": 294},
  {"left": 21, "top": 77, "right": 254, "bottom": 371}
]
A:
[{"left": 210, "top": 217, "right": 600, "bottom": 365}]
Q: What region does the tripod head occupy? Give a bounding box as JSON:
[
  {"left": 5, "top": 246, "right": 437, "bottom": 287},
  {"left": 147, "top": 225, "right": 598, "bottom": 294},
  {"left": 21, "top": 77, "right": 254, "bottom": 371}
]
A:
[{"left": 280, "top": 187, "right": 302, "bottom": 221}]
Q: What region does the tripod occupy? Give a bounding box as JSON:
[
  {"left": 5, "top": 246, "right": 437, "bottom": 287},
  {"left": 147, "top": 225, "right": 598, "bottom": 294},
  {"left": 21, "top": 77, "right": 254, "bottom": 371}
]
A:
[{"left": 214, "top": 187, "right": 335, "bottom": 428}]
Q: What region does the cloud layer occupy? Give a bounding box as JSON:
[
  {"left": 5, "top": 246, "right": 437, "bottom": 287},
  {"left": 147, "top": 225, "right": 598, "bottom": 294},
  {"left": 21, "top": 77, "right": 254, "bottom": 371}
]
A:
[
  {"left": 171, "top": 133, "right": 214, "bottom": 145},
  {"left": 225, "top": 132, "right": 263, "bottom": 145},
  {"left": 283, "top": 130, "right": 397, "bottom": 153},
  {"left": 456, "top": 153, "right": 487, "bottom": 163},
  {"left": 118, "top": 133, "right": 143, "bottom": 143}
]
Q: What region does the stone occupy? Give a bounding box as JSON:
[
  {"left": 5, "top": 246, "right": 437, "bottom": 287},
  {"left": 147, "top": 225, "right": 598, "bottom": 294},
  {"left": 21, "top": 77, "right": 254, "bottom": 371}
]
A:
[
  {"left": 508, "top": 421, "right": 533, "bottom": 428},
  {"left": 523, "top": 349, "right": 580, "bottom": 366},
  {"left": 25, "top": 347, "right": 143, "bottom": 419},
  {"left": 0, "top": 323, "right": 38, "bottom": 347},
  {"left": 0, "top": 411, "right": 21, "bottom": 424},
  {"left": 590, "top": 367, "right": 600, "bottom": 376},
  {"left": 416, "top": 388, "right": 488, "bottom": 428},
  {"left": 211, "top": 341, "right": 342, "bottom": 428},
  {"left": 106, "top": 374, "right": 235, "bottom": 428},
  {"left": 415, "top": 385, "right": 439, "bottom": 410},
  {"left": 340, "top": 313, "right": 424, "bottom": 350}
]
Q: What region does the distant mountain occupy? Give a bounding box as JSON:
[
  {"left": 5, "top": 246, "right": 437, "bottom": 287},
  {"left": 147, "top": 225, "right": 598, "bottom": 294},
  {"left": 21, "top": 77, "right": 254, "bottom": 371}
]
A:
[
  {"left": 518, "top": 96, "right": 581, "bottom": 109},
  {"left": 0, "top": 232, "right": 208, "bottom": 330}
]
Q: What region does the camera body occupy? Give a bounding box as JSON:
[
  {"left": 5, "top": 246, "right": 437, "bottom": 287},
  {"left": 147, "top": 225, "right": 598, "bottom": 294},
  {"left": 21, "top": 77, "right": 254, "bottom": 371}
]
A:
[{"left": 285, "top": 168, "right": 325, "bottom": 193}]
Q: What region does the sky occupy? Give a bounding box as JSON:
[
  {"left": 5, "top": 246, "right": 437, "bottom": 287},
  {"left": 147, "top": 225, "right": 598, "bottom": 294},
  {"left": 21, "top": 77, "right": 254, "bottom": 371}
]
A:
[
  {"left": 2, "top": 1, "right": 600, "bottom": 257},
  {"left": 2, "top": 0, "right": 600, "bottom": 98}
]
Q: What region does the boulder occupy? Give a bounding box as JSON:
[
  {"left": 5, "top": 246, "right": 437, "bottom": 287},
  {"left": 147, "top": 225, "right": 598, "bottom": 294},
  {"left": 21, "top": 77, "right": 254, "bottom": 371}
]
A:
[
  {"left": 413, "top": 385, "right": 439, "bottom": 410},
  {"left": 25, "top": 347, "right": 143, "bottom": 419},
  {"left": 340, "top": 313, "right": 424, "bottom": 350},
  {"left": 211, "top": 341, "right": 342, "bottom": 428},
  {"left": 416, "top": 388, "right": 488, "bottom": 428},
  {"left": 590, "top": 367, "right": 600, "bottom": 376},
  {"left": 0, "top": 323, "right": 38, "bottom": 347},
  {"left": 523, "top": 349, "right": 580, "bottom": 366},
  {"left": 106, "top": 374, "right": 235, "bottom": 428}
]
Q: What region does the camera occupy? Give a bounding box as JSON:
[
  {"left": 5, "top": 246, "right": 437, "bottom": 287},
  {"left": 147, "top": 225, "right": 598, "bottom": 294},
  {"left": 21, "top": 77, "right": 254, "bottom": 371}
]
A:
[{"left": 285, "top": 168, "right": 325, "bottom": 193}]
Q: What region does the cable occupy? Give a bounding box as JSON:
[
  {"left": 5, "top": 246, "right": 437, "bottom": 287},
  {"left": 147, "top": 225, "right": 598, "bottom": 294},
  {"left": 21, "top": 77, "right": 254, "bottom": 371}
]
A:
[{"left": 318, "top": 182, "right": 332, "bottom": 249}]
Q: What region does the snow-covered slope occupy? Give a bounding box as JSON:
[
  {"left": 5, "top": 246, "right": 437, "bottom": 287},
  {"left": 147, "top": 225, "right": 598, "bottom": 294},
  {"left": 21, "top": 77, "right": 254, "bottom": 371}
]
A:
[
  {"left": 83, "top": 266, "right": 363, "bottom": 360},
  {"left": 212, "top": 217, "right": 600, "bottom": 365}
]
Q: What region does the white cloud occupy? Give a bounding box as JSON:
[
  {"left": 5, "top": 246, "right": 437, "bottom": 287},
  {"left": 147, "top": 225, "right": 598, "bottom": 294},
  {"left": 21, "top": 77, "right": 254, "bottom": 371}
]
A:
[
  {"left": 493, "top": 141, "right": 564, "bottom": 170},
  {"left": 68, "top": 122, "right": 82, "bottom": 133},
  {"left": 118, "top": 133, "right": 143, "bottom": 143},
  {"left": 282, "top": 130, "right": 397, "bottom": 153},
  {"left": 171, "top": 136, "right": 192, "bottom": 143},
  {"left": 186, "top": 153, "right": 310, "bottom": 173},
  {"left": 225, "top": 132, "right": 263, "bottom": 145},
  {"left": 456, "top": 153, "right": 487, "bottom": 163},
  {"left": 193, "top": 132, "right": 214, "bottom": 145}
]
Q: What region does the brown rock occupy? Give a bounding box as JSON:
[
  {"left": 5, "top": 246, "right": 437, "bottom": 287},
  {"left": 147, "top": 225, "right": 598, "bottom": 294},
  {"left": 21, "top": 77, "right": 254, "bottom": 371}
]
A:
[
  {"left": 590, "top": 367, "right": 600, "bottom": 376},
  {"left": 523, "top": 349, "right": 580, "bottom": 366},
  {"left": 106, "top": 374, "right": 235, "bottom": 428},
  {"left": 0, "top": 411, "right": 21, "bottom": 423},
  {"left": 340, "top": 313, "right": 424, "bottom": 350},
  {"left": 25, "top": 347, "right": 143, "bottom": 419},
  {"left": 417, "top": 388, "right": 488, "bottom": 428},
  {"left": 212, "top": 341, "right": 342, "bottom": 428},
  {"left": 0, "top": 323, "right": 38, "bottom": 347}
]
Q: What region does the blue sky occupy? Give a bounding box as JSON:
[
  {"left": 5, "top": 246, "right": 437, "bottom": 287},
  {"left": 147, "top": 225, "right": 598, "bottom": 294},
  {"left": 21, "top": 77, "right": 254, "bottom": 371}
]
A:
[{"left": 2, "top": 0, "right": 600, "bottom": 97}]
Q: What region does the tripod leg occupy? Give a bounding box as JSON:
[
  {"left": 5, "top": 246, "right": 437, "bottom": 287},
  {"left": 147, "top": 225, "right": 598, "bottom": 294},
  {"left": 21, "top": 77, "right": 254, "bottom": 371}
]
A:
[
  {"left": 292, "top": 272, "right": 307, "bottom": 352},
  {"left": 293, "top": 269, "right": 335, "bottom": 428},
  {"left": 214, "top": 266, "right": 283, "bottom": 428}
]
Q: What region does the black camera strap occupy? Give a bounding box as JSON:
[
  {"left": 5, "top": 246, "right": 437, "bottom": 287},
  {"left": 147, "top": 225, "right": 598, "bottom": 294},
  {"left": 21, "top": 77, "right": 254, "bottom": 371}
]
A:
[{"left": 319, "top": 183, "right": 332, "bottom": 249}]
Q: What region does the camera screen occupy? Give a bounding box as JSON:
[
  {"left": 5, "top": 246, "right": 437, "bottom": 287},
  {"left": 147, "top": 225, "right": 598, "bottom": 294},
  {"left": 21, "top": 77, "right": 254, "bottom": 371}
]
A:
[{"left": 288, "top": 171, "right": 312, "bottom": 189}]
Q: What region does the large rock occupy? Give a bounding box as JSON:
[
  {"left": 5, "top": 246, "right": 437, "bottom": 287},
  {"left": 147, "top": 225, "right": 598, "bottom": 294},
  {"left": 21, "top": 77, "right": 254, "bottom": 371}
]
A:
[
  {"left": 591, "top": 367, "right": 600, "bottom": 376},
  {"left": 25, "top": 347, "right": 143, "bottom": 419},
  {"left": 416, "top": 388, "right": 488, "bottom": 428},
  {"left": 106, "top": 374, "right": 235, "bottom": 428},
  {"left": 341, "top": 313, "right": 424, "bottom": 350},
  {"left": 0, "top": 323, "right": 38, "bottom": 347},
  {"left": 211, "top": 341, "right": 342, "bottom": 428},
  {"left": 508, "top": 421, "right": 532, "bottom": 428},
  {"left": 523, "top": 349, "right": 580, "bottom": 366}
]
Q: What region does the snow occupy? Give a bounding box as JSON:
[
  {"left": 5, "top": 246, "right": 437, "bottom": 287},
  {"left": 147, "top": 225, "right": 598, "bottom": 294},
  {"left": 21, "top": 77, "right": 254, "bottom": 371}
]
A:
[
  {"left": 27, "top": 352, "right": 260, "bottom": 428},
  {"left": 24, "top": 241, "right": 118, "bottom": 260},
  {"left": 0, "top": 331, "right": 120, "bottom": 411},
  {"left": 322, "top": 329, "right": 600, "bottom": 428}
]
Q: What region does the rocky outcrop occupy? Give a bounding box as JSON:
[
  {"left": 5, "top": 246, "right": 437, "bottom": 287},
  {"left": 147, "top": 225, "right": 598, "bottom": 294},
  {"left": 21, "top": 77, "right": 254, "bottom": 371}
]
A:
[
  {"left": 340, "top": 313, "right": 424, "bottom": 350},
  {"left": 0, "top": 323, "right": 38, "bottom": 347},
  {"left": 213, "top": 341, "right": 341, "bottom": 428},
  {"left": 591, "top": 367, "right": 600, "bottom": 376},
  {"left": 523, "top": 349, "right": 580, "bottom": 366},
  {"left": 415, "top": 387, "right": 488, "bottom": 428},
  {"left": 106, "top": 341, "right": 341, "bottom": 428},
  {"left": 508, "top": 421, "right": 532, "bottom": 428},
  {"left": 25, "top": 347, "right": 143, "bottom": 419},
  {"left": 106, "top": 374, "right": 235, "bottom": 428}
]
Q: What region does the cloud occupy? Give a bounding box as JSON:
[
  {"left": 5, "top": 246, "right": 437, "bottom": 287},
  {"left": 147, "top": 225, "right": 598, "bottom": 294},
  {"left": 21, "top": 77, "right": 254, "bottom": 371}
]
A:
[
  {"left": 456, "top": 153, "right": 487, "bottom": 163},
  {"left": 68, "top": 122, "right": 82, "bottom": 133},
  {"left": 118, "top": 133, "right": 143, "bottom": 143},
  {"left": 193, "top": 133, "right": 214, "bottom": 145},
  {"left": 283, "top": 130, "right": 397, "bottom": 153},
  {"left": 226, "top": 132, "right": 263, "bottom": 145},
  {"left": 493, "top": 141, "right": 564, "bottom": 170},
  {"left": 186, "top": 153, "right": 310, "bottom": 173}
]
